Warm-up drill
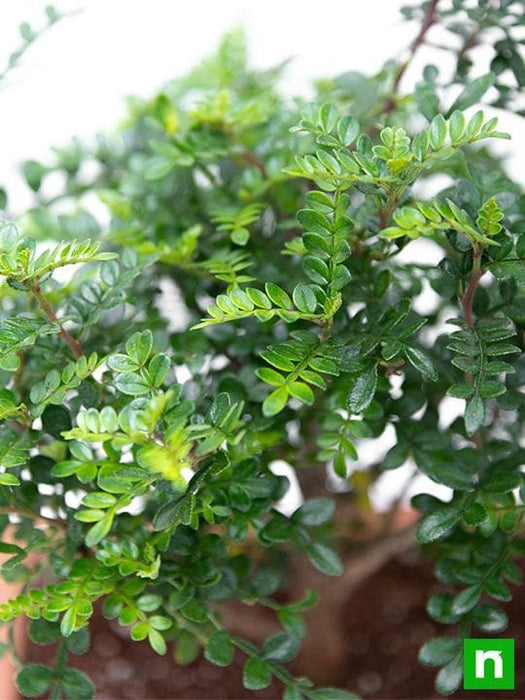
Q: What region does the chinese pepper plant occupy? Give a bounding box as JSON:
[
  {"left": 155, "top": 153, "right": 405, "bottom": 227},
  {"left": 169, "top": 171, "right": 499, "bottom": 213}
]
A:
[{"left": 0, "top": 1, "right": 523, "bottom": 698}]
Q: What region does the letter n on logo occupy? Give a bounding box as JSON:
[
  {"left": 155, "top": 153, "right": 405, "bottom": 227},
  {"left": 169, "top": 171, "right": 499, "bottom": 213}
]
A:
[{"left": 463, "top": 639, "right": 515, "bottom": 690}]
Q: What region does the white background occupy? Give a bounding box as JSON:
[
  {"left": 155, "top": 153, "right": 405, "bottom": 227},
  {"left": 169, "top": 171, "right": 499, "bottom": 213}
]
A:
[{"left": 1, "top": 0, "right": 521, "bottom": 212}]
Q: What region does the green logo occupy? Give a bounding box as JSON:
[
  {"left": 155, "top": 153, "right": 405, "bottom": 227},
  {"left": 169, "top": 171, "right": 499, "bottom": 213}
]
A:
[{"left": 463, "top": 639, "right": 515, "bottom": 690}]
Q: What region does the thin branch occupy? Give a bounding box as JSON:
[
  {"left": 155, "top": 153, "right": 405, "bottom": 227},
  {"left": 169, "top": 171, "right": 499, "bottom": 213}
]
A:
[
  {"left": 460, "top": 247, "right": 485, "bottom": 449},
  {"left": 240, "top": 149, "right": 267, "bottom": 177},
  {"left": 461, "top": 247, "right": 483, "bottom": 328},
  {"left": 31, "top": 282, "right": 82, "bottom": 358},
  {"left": 0, "top": 505, "right": 67, "bottom": 531},
  {"left": 0, "top": 9, "right": 82, "bottom": 85},
  {"left": 392, "top": 0, "right": 441, "bottom": 95},
  {"left": 331, "top": 524, "right": 417, "bottom": 603}
]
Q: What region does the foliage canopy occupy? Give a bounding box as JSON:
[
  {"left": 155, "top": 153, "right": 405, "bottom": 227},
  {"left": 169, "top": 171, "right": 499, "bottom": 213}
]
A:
[{"left": 0, "top": 1, "right": 523, "bottom": 698}]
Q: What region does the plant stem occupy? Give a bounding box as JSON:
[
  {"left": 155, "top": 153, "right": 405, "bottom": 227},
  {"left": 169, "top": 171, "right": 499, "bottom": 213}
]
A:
[
  {"left": 461, "top": 247, "right": 483, "bottom": 328},
  {"left": 392, "top": 0, "right": 441, "bottom": 95},
  {"left": 0, "top": 505, "right": 67, "bottom": 531},
  {"left": 240, "top": 149, "right": 267, "bottom": 177},
  {"left": 31, "top": 282, "right": 83, "bottom": 358}
]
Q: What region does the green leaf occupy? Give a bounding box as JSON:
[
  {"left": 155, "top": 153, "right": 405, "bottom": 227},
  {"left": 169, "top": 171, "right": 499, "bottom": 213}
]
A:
[
  {"left": 435, "top": 654, "right": 463, "bottom": 695},
  {"left": 148, "top": 353, "right": 171, "bottom": 387},
  {"left": 205, "top": 631, "right": 235, "bottom": 667},
  {"left": 262, "top": 387, "right": 288, "bottom": 416},
  {"left": 246, "top": 287, "right": 272, "bottom": 309},
  {"left": 180, "top": 599, "right": 208, "bottom": 623},
  {"left": 464, "top": 394, "right": 485, "bottom": 435},
  {"left": 337, "top": 116, "right": 359, "bottom": 147},
  {"left": 288, "top": 381, "right": 315, "bottom": 405},
  {"left": 448, "top": 73, "right": 495, "bottom": 114},
  {"left": 84, "top": 515, "right": 112, "bottom": 547},
  {"left": 472, "top": 604, "right": 508, "bottom": 633},
  {"left": 381, "top": 442, "right": 409, "bottom": 470},
  {"left": 114, "top": 373, "right": 150, "bottom": 396},
  {"left": 125, "top": 330, "right": 153, "bottom": 365},
  {"left": 452, "top": 585, "right": 481, "bottom": 615},
  {"left": 414, "top": 449, "right": 474, "bottom": 490},
  {"left": 60, "top": 608, "right": 77, "bottom": 637},
  {"left": 262, "top": 632, "right": 299, "bottom": 662},
  {"left": 447, "top": 383, "right": 474, "bottom": 399},
  {"left": 479, "top": 380, "right": 506, "bottom": 399},
  {"left": 427, "top": 593, "right": 461, "bottom": 625},
  {"left": 255, "top": 367, "right": 285, "bottom": 386},
  {"left": 174, "top": 630, "right": 200, "bottom": 665},
  {"left": 297, "top": 209, "right": 332, "bottom": 236},
  {"left": 231, "top": 228, "right": 249, "bottom": 246},
  {"left": 148, "top": 628, "right": 167, "bottom": 655},
  {"left": 265, "top": 282, "right": 292, "bottom": 309},
  {"left": 448, "top": 110, "right": 466, "bottom": 143},
  {"left": 415, "top": 80, "right": 440, "bottom": 121},
  {"left": 283, "top": 686, "right": 303, "bottom": 700},
  {"left": 130, "top": 621, "right": 149, "bottom": 641},
  {"left": 302, "top": 256, "right": 329, "bottom": 285},
  {"left": 419, "top": 637, "right": 460, "bottom": 666},
  {"left": 61, "top": 668, "right": 95, "bottom": 700},
  {"left": 311, "top": 689, "right": 361, "bottom": 700},
  {"left": 429, "top": 114, "right": 447, "bottom": 150},
  {"left": 107, "top": 354, "right": 139, "bottom": 372},
  {"left": 16, "top": 665, "right": 53, "bottom": 698},
  {"left": 28, "top": 620, "right": 61, "bottom": 646},
  {"left": 306, "top": 542, "right": 343, "bottom": 576},
  {"left": 405, "top": 347, "right": 438, "bottom": 381},
  {"left": 416, "top": 508, "right": 461, "bottom": 543},
  {"left": 0, "top": 222, "right": 18, "bottom": 251},
  {"left": 319, "top": 103, "right": 338, "bottom": 132},
  {"left": 347, "top": 365, "right": 377, "bottom": 414},
  {"left": 243, "top": 657, "right": 272, "bottom": 690},
  {"left": 293, "top": 498, "right": 335, "bottom": 526},
  {"left": 152, "top": 496, "right": 185, "bottom": 530},
  {"left": 137, "top": 594, "right": 162, "bottom": 612},
  {"left": 149, "top": 616, "right": 173, "bottom": 631},
  {"left": 144, "top": 156, "right": 173, "bottom": 180},
  {"left": 462, "top": 502, "right": 487, "bottom": 527},
  {"left": 66, "top": 628, "right": 90, "bottom": 655},
  {"left": 0, "top": 473, "right": 21, "bottom": 486},
  {"left": 82, "top": 492, "right": 116, "bottom": 508},
  {"left": 293, "top": 284, "right": 318, "bottom": 313}
]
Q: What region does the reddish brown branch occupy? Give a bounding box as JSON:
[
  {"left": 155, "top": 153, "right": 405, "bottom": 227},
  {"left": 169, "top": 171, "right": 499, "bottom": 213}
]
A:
[
  {"left": 460, "top": 248, "right": 483, "bottom": 327},
  {"left": 392, "top": 0, "right": 441, "bottom": 94},
  {"left": 331, "top": 524, "right": 417, "bottom": 603},
  {"left": 32, "top": 282, "right": 83, "bottom": 358},
  {"left": 241, "top": 149, "right": 267, "bottom": 177}
]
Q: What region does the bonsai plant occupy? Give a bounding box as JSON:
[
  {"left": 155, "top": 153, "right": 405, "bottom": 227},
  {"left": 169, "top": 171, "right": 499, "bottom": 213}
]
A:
[{"left": 0, "top": 1, "right": 523, "bottom": 697}]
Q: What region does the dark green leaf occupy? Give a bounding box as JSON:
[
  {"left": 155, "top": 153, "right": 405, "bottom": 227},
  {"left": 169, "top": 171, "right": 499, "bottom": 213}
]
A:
[
  {"left": 243, "top": 657, "right": 272, "bottom": 690},
  {"left": 293, "top": 498, "right": 335, "bottom": 526},
  {"left": 419, "top": 637, "right": 459, "bottom": 666},
  {"left": 205, "top": 631, "right": 234, "bottom": 667},
  {"left": 416, "top": 508, "right": 461, "bottom": 543},
  {"left": 452, "top": 585, "right": 481, "bottom": 615},
  {"left": 262, "top": 632, "right": 299, "bottom": 662},
  {"left": 347, "top": 365, "right": 377, "bottom": 414},
  {"left": 61, "top": 668, "right": 95, "bottom": 700},
  {"left": 306, "top": 543, "right": 343, "bottom": 576},
  {"left": 405, "top": 347, "right": 438, "bottom": 381},
  {"left": 16, "top": 665, "right": 53, "bottom": 698},
  {"left": 435, "top": 654, "right": 463, "bottom": 695}
]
